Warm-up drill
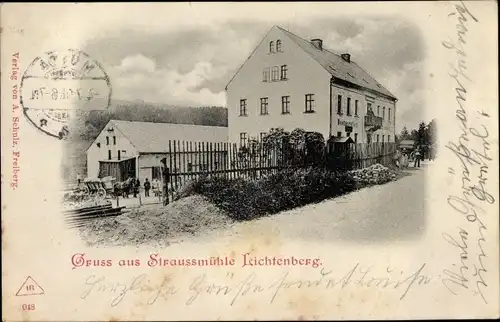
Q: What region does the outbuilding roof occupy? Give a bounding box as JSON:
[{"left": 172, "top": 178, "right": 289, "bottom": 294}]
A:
[
  {"left": 329, "top": 136, "right": 355, "bottom": 143},
  {"left": 109, "top": 120, "right": 228, "bottom": 153},
  {"left": 399, "top": 139, "right": 415, "bottom": 147}
]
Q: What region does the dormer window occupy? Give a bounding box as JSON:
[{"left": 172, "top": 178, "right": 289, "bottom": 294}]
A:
[
  {"left": 276, "top": 39, "right": 282, "bottom": 52},
  {"left": 269, "top": 41, "right": 275, "bottom": 53}
]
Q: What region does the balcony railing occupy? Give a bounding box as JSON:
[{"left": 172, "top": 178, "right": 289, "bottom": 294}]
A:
[{"left": 364, "top": 114, "right": 383, "bottom": 127}]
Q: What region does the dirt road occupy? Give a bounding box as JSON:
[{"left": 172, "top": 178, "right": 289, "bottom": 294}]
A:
[{"left": 181, "top": 162, "right": 429, "bottom": 245}]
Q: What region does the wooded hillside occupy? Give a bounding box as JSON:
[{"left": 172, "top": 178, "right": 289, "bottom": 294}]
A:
[{"left": 74, "top": 100, "right": 228, "bottom": 140}]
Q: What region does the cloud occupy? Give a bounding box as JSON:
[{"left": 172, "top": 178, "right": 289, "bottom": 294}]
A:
[
  {"left": 109, "top": 55, "right": 225, "bottom": 106},
  {"left": 84, "top": 17, "right": 427, "bottom": 130},
  {"left": 117, "top": 54, "right": 156, "bottom": 74}
]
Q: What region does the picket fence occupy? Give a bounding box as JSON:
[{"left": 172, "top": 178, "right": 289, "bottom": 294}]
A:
[{"left": 163, "top": 140, "right": 396, "bottom": 199}]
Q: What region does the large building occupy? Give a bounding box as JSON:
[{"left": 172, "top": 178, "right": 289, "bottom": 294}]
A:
[
  {"left": 226, "top": 26, "right": 397, "bottom": 145},
  {"left": 86, "top": 120, "right": 228, "bottom": 182}
]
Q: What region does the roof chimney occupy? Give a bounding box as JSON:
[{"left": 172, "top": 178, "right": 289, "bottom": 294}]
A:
[
  {"left": 341, "top": 53, "right": 351, "bottom": 63},
  {"left": 311, "top": 38, "right": 323, "bottom": 50}
]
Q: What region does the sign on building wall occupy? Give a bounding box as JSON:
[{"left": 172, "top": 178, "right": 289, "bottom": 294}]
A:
[{"left": 338, "top": 119, "right": 359, "bottom": 128}]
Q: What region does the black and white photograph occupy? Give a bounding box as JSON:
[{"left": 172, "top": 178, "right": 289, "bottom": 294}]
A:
[
  {"left": 62, "top": 19, "right": 437, "bottom": 247},
  {"left": 1, "top": 2, "right": 498, "bottom": 321}
]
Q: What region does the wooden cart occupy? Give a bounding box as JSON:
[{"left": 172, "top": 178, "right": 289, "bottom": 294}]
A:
[{"left": 82, "top": 177, "right": 116, "bottom": 198}]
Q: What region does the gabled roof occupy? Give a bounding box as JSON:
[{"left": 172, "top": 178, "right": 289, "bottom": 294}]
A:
[
  {"left": 108, "top": 120, "right": 228, "bottom": 153},
  {"left": 399, "top": 139, "right": 415, "bottom": 147},
  {"left": 277, "top": 26, "right": 397, "bottom": 100},
  {"left": 329, "top": 136, "right": 355, "bottom": 143}
]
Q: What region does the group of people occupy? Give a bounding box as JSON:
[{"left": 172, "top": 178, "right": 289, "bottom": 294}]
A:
[
  {"left": 394, "top": 145, "right": 433, "bottom": 169},
  {"left": 122, "top": 177, "right": 161, "bottom": 198},
  {"left": 141, "top": 178, "right": 161, "bottom": 197}
]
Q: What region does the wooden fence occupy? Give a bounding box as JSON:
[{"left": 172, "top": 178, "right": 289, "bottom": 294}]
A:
[
  {"left": 327, "top": 142, "right": 397, "bottom": 171},
  {"left": 163, "top": 140, "right": 397, "bottom": 200}
]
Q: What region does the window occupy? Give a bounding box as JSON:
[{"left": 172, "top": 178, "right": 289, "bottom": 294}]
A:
[
  {"left": 337, "top": 131, "right": 342, "bottom": 138},
  {"left": 347, "top": 97, "right": 351, "bottom": 115},
  {"left": 271, "top": 66, "right": 279, "bottom": 81},
  {"left": 388, "top": 108, "right": 391, "bottom": 121},
  {"left": 96, "top": 142, "right": 101, "bottom": 148},
  {"left": 305, "top": 94, "right": 315, "bottom": 113},
  {"left": 117, "top": 150, "right": 121, "bottom": 160},
  {"left": 276, "top": 39, "right": 282, "bottom": 52},
  {"left": 355, "top": 100, "right": 359, "bottom": 116},
  {"left": 269, "top": 41, "right": 274, "bottom": 53},
  {"left": 240, "top": 133, "right": 248, "bottom": 147},
  {"left": 383, "top": 106, "right": 386, "bottom": 119},
  {"left": 281, "top": 95, "right": 290, "bottom": 114},
  {"left": 113, "top": 136, "right": 116, "bottom": 145},
  {"left": 108, "top": 150, "right": 111, "bottom": 160},
  {"left": 354, "top": 133, "right": 358, "bottom": 143},
  {"left": 240, "top": 99, "right": 247, "bottom": 116},
  {"left": 376, "top": 134, "right": 379, "bottom": 142},
  {"left": 262, "top": 68, "right": 270, "bottom": 82},
  {"left": 260, "top": 132, "right": 266, "bottom": 142},
  {"left": 152, "top": 166, "right": 161, "bottom": 180},
  {"left": 106, "top": 136, "right": 109, "bottom": 145},
  {"left": 382, "top": 135, "right": 385, "bottom": 143},
  {"left": 377, "top": 105, "right": 380, "bottom": 116},
  {"left": 347, "top": 132, "right": 351, "bottom": 137},
  {"left": 187, "top": 163, "right": 193, "bottom": 172},
  {"left": 367, "top": 102, "right": 373, "bottom": 114},
  {"left": 337, "top": 95, "right": 342, "bottom": 114},
  {"left": 260, "top": 97, "right": 269, "bottom": 115},
  {"left": 280, "top": 65, "right": 288, "bottom": 80}
]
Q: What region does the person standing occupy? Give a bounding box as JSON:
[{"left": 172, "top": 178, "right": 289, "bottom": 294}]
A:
[
  {"left": 152, "top": 178, "right": 160, "bottom": 197},
  {"left": 134, "top": 178, "right": 140, "bottom": 198},
  {"left": 393, "top": 149, "right": 402, "bottom": 168},
  {"left": 144, "top": 178, "right": 151, "bottom": 197},
  {"left": 414, "top": 147, "right": 421, "bottom": 168},
  {"left": 77, "top": 174, "right": 82, "bottom": 186}
]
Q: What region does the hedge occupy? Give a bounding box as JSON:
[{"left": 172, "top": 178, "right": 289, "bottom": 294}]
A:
[{"left": 177, "top": 167, "right": 357, "bottom": 221}]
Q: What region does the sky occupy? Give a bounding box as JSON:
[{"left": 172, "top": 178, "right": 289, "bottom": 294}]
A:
[{"left": 83, "top": 15, "right": 426, "bottom": 132}]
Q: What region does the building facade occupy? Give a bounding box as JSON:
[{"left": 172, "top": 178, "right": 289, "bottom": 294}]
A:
[
  {"left": 86, "top": 120, "right": 228, "bottom": 182},
  {"left": 226, "top": 26, "right": 397, "bottom": 145}
]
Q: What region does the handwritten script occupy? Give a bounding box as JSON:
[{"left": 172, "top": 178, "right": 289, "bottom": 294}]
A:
[
  {"left": 80, "top": 263, "right": 432, "bottom": 308},
  {"left": 441, "top": 1, "right": 494, "bottom": 305}
]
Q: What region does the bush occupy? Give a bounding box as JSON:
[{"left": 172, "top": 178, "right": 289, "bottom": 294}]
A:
[{"left": 179, "top": 167, "right": 357, "bottom": 221}]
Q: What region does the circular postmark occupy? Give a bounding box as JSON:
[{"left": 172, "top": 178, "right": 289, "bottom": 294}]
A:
[{"left": 20, "top": 49, "right": 112, "bottom": 139}]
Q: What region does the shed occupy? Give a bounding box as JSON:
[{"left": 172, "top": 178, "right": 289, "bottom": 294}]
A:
[
  {"left": 399, "top": 139, "right": 415, "bottom": 150},
  {"left": 86, "top": 120, "right": 228, "bottom": 182}
]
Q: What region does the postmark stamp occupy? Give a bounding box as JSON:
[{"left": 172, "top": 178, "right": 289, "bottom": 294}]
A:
[{"left": 20, "top": 49, "right": 112, "bottom": 139}]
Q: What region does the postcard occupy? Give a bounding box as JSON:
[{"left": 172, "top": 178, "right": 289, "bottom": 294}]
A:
[{"left": 1, "top": 1, "right": 499, "bottom": 320}]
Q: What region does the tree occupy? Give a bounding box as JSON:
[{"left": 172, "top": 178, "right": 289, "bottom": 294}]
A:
[
  {"left": 409, "top": 129, "right": 418, "bottom": 141},
  {"left": 261, "top": 128, "right": 325, "bottom": 166},
  {"left": 400, "top": 126, "right": 410, "bottom": 140},
  {"left": 427, "top": 119, "right": 437, "bottom": 145},
  {"left": 416, "top": 122, "right": 427, "bottom": 146}
]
